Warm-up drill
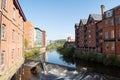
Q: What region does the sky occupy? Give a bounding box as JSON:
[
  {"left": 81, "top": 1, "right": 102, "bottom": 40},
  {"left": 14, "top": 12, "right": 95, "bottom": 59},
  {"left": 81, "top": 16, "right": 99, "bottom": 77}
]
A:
[{"left": 19, "top": 0, "right": 120, "bottom": 40}]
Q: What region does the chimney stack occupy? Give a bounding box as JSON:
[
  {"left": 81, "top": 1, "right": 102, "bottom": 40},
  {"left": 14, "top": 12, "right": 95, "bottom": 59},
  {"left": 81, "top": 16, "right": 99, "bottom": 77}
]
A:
[{"left": 101, "top": 5, "right": 105, "bottom": 19}]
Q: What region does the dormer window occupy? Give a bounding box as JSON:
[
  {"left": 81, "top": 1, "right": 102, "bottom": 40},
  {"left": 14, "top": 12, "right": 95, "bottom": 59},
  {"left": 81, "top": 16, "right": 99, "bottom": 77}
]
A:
[{"left": 105, "top": 10, "right": 113, "bottom": 18}]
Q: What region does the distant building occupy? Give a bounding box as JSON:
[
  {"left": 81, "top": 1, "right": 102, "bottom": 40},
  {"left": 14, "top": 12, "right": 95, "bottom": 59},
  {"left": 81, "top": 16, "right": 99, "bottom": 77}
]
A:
[
  {"left": 64, "top": 37, "right": 75, "bottom": 48},
  {"left": 79, "top": 19, "right": 87, "bottom": 51},
  {"left": 42, "top": 30, "right": 47, "bottom": 46},
  {"left": 34, "top": 27, "right": 43, "bottom": 47},
  {"left": 75, "top": 23, "right": 80, "bottom": 48},
  {"left": 0, "top": 0, "right": 26, "bottom": 80},
  {"left": 24, "top": 21, "right": 34, "bottom": 49},
  {"left": 86, "top": 14, "right": 102, "bottom": 52}
]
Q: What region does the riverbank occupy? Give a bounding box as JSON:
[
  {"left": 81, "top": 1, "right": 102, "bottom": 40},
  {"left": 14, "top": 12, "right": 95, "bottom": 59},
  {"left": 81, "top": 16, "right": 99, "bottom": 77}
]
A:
[{"left": 57, "top": 47, "right": 120, "bottom": 68}]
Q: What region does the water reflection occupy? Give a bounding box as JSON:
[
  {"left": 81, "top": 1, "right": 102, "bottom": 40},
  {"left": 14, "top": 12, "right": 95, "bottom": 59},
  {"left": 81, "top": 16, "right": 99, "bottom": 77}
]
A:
[{"left": 41, "top": 50, "right": 75, "bottom": 68}]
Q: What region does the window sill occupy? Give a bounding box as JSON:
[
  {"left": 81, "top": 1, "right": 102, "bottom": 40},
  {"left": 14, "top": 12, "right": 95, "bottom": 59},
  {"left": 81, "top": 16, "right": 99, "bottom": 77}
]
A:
[{"left": 1, "top": 39, "right": 6, "bottom": 41}]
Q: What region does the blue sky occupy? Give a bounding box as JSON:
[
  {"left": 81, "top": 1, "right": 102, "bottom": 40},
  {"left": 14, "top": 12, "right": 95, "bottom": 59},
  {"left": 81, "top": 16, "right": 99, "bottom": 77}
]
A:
[{"left": 19, "top": 0, "right": 120, "bottom": 40}]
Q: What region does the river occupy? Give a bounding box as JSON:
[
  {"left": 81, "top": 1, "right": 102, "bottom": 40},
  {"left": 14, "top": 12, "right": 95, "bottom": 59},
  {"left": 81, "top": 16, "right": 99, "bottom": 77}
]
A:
[{"left": 23, "top": 50, "right": 120, "bottom": 80}]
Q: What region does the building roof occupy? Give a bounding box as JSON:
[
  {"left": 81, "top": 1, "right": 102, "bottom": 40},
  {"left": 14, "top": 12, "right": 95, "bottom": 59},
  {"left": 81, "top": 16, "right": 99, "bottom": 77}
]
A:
[
  {"left": 90, "top": 14, "right": 102, "bottom": 21},
  {"left": 35, "top": 27, "right": 43, "bottom": 31},
  {"left": 80, "top": 19, "right": 87, "bottom": 25},
  {"left": 105, "top": 5, "right": 120, "bottom": 12},
  {"left": 14, "top": 0, "right": 26, "bottom": 21},
  {"left": 75, "top": 23, "right": 79, "bottom": 26}
]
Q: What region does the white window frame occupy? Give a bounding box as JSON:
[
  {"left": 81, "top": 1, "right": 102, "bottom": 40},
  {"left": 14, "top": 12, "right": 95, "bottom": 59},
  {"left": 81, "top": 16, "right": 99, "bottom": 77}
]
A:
[
  {"left": 105, "top": 31, "right": 108, "bottom": 39},
  {"left": 110, "top": 18, "right": 114, "bottom": 26},
  {"left": 0, "top": 52, "right": 4, "bottom": 65},
  {"left": 111, "top": 42, "right": 115, "bottom": 51},
  {"left": 12, "top": 8, "right": 16, "bottom": 19},
  {"left": 111, "top": 30, "right": 114, "bottom": 38},
  {"left": 1, "top": 24, "right": 6, "bottom": 40},
  {"left": 12, "top": 30, "right": 14, "bottom": 41},
  {"left": 105, "top": 43, "right": 109, "bottom": 51}
]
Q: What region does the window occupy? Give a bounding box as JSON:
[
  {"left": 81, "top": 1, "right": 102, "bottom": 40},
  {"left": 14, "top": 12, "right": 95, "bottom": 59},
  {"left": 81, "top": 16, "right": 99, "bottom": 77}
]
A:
[
  {"left": 0, "top": 52, "right": 4, "bottom": 65},
  {"left": 2, "top": 0, "right": 6, "bottom": 9},
  {"left": 105, "top": 10, "right": 113, "bottom": 18},
  {"left": 18, "top": 33, "right": 20, "bottom": 42},
  {"left": 11, "top": 49, "right": 14, "bottom": 64},
  {"left": 119, "top": 29, "right": 120, "bottom": 37},
  {"left": 111, "top": 42, "right": 115, "bottom": 51},
  {"left": 12, "top": 30, "right": 14, "bottom": 40},
  {"left": 89, "top": 35, "right": 91, "bottom": 38},
  {"left": 1, "top": 24, "right": 6, "bottom": 40},
  {"left": 105, "top": 20, "right": 108, "bottom": 27},
  {"left": 105, "top": 43, "right": 109, "bottom": 51},
  {"left": 110, "top": 18, "right": 114, "bottom": 26},
  {"left": 118, "top": 17, "right": 120, "bottom": 24},
  {"left": 12, "top": 8, "right": 15, "bottom": 19},
  {"left": 105, "top": 32, "right": 108, "bottom": 39},
  {"left": 111, "top": 30, "right": 114, "bottom": 38}
]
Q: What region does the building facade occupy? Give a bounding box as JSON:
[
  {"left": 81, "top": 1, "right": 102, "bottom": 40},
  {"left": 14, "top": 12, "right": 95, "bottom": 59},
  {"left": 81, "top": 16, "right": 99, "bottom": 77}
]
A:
[
  {"left": 102, "top": 5, "right": 120, "bottom": 56},
  {"left": 75, "top": 5, "right": 120, "bottom": 57},
  {"left": 75, "top": 23, "right": 80, "bottom": 48},
  {"left": 86, "top": 14, "right": 102, "bottom": 52},
  {"left": 0, "top": 0, "right": 26, "bottom": 80},
  {"left": 34, "top": 27, "right": 43, "bottom": 47},
  {"left": 42, "top": 30, "right": 47, "bottom": 46},
  {"left": 24, "top": 21, "right": 34, "bottom": 49},
  {"left": 96, "top": 21, "right": 103, "bottom": 53},
  {"left": 79, "top": 19, "right": 87, "bottom": 51}
]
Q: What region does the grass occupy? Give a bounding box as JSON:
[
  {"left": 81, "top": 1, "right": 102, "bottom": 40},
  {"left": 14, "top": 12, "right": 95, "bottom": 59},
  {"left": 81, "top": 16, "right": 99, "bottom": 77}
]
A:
[
  {"left": 75, "top": 52, "right": 120, "bottom": 67},
  {"left": 57, "top": 46, "right": 120, "bottom": 67}
]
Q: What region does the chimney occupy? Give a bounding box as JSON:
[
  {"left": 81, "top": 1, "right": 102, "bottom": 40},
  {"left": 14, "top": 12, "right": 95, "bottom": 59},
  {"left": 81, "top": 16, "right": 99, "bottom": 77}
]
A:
[{"left": 101, "top": 5, "right": 105, "bottom": 19}]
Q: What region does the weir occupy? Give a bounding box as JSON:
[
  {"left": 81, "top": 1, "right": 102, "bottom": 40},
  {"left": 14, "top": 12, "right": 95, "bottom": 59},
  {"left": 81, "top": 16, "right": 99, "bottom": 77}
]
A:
[{"left": 39, "top": 62, "right": 119, "bottom": 80}]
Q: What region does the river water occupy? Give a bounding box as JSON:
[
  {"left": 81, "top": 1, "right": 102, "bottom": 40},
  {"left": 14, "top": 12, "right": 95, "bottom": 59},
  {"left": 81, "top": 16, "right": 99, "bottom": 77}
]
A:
[{"left": 24, "top": 50, "right": 120, "bottom": 80}]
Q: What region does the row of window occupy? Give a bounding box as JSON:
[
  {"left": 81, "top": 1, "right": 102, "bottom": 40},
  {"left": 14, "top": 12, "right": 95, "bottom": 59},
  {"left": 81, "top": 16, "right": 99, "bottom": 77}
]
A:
[
  {"left": 0, "top": 48, "right": 21, "bottom": 65},
  {"left": 105, "top": 30, "right": 114, "bottom": 39},
  {"left": 2, "top": 0, "right": 22, "bottom": 22},
  {"left": 105, "top": 17, "right": 120, "bottom": 27},
  {"left": 105, "top": 42, "right": 115, "bottom": 51},
  {"left": 1, "top": 24, "right": 21, "bottom": 41}
]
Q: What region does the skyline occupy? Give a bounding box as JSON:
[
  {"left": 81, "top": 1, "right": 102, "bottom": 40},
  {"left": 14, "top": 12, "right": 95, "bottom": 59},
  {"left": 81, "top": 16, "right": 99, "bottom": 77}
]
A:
[{"left": 19, "top": 0, "right": 120, "bottom": 40}]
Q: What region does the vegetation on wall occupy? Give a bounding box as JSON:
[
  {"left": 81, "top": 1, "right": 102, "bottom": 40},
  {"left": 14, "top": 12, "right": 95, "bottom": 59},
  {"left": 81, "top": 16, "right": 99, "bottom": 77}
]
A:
[{"left": 24, "top": 39, "right": 28, "bottom": 48}]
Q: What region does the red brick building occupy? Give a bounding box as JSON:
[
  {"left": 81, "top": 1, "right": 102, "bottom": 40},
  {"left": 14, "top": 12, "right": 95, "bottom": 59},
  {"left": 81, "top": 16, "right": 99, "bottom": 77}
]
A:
[
  {"left": 102, "top": 5, "right": 120, "bottom": 56},
  {"left": 75, "top": 23, "right": 80, "bottom": 48},
  {"left": 0, "top": 0, "right": 26, "bottom": 80},
  {"left": 24, "top": 21, "right": 34, "bottom": 49},
  {"left": 86, "top": 14, "right": 102, "bottom": 52},
  {"left": 96, "top": 20, "right": 103, "bottom": 53},
  {"left": 79, "top": 19, "right": 87, "bottom": 51},
  {"left": 42, "top": 30, "right": 47, "bottom": 46}
]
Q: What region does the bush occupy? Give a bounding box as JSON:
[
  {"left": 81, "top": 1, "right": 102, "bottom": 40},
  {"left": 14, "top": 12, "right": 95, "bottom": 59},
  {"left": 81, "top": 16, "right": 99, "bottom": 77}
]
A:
[{"left": 24, "top": 48, "right": 40, "bottom": 59}]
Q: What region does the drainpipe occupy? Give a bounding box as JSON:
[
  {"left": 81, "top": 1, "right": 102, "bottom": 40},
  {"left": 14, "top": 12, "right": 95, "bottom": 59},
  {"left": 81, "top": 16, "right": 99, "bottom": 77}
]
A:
[{"left": 113, "top": 9, "right": 117, "bottom": 56}]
